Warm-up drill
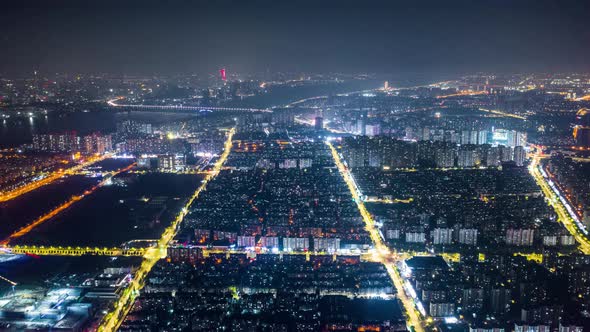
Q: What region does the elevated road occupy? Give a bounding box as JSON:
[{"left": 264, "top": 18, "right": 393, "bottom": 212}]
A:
[
  {"left": 0, "top": 243, "right": 464, "bottom": 267},
  {"left": 0, "top": 244, "right": 370, "bottom": 260}
]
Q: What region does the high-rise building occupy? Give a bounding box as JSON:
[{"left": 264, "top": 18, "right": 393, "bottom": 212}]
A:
[
  {"left": 435, "top": 146, "right": 455, "bottom": 168},
  {"left": 470, "top": 131, "right": 478, "bottom": 145},
  {"left": 516, "top": 132, "right": 527, "bottom": 147},
  {"left": 432, "top": 228, "right": 453, "bottom": 245},
  {"left": 506, "top": 229, "right": 534, "bottom": 246},
  {"left": 458, "top": 229, "right": 478, "bottom": 245},
  {"left": 506, "top": 130, "right": 517, "bottom": 147},
  {"left": 478, "top": 130, "right": 489, "bottom": 145},
  {"left": 461, "top": 130, "right": 472, "bottom": 145},
  {"left": 32, "top": 132, "right": 79, "bottom": 152},
  {"left": 32, "top": 134, "right": 50, "bottom": 151},
  {"left": 260, "top": 237, "right": 279, "bottom": 248},
  {"left": 462, "top": 288, "right": 484, "bottom": 311},
  {"left": 157, "top": 154, "right": 186, "bottom": 171},
  {"left": 406, "top": 232, "right": 426, "bottom": 243},
  {"left": 359, "top": 109, "right": 368, "bottom": 135},
  {"left": 422, "top": 127, "right": 431, "bottom": 141},
  {"left": 283, "top": 237, "right": 309, "bottom": 251},
  {"left": 575, "top": 127, "right": 590, "bottom": 147},
  {"left": 486, "top": 146, "right": 500, "bottom": 167},
  {"left": 489, "top": 287, "right": 512, "bottom": 314},
  {"left": 365, "top": 124, "right": 380, "bottom": 136},
  {"left": 237, "top": 236, "right": 256, "bottom": 248},
  {"left": 573, "top": 109, "right": 590, "bottom": 147},
  {"left": 458, "top": 147, "right": 476, "bottom": 167},
  {"left": 271, "top": 109, "right": 295, "bottom": 126},
  {"left": 117, "top": 120, "right": 153, "bottom": 136},
  {"left": 514, "top": 146, "right": 525, "bottom": 166},
  {"left": 499, "top": 145, "right": 513, "bottom": 162},
  {"left": 431, "top": 129, "right": 444, "bottom": 142},
  {"left": 313, "top": 238, "right": 340, "bottom": 252},
  {"left": 583, "top": 209, "right": 590, "bottom": 231},
  {"left": 83, "top": 133, "right": 112, "bottom": 154},
  {"left": 314, "top": 116, "right": 324, "bottom": 131},
  {"left": 429, "top": 302, "right": 455, "bottom": 318},
  {"left": 32, "top": 132, "right": 113, "bottom": 154}
]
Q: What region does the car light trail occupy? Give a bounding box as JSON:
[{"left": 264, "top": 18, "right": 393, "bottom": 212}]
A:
[
  {"left": 327, "top": 141, "right": 426, "bottom": 332},
  {"left": 528, "top": 148, "right": 590, "bottom": 254},
  {"left": 98, "top": 128, "right": 235, "bottom": 332},
  {"left": 572, "top": 94, "right": 590, "bottom": 102},
  {"left": 0, "top": 154, "right": 110, "bottom": 203},
  {"left": 478, "top": 108, "right": 527, "bottom": 120},
  {"left": 436, "top": 90, "right": 488, "bottom": 99},
  {"left": 0, "top": 163, "right": 135, "bottom": 246}
]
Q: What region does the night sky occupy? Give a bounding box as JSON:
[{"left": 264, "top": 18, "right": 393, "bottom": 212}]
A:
[{"left": 1, "top": 0, "right": 589, "bottom": 77}]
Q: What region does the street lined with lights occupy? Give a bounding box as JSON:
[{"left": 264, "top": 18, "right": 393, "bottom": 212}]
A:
[
  {"left": 528, "top": 147, "right": 590, "bottom": 254},
  {"left": 97, "top": 128, "right": 235, "bottom": 332},
  {"left": 479, "top": 107, "right": 527, "bottom": 120},
  {"left": 0, "top": 163, "right": 135, "bottom": 246},
  {"left": 0, "top": 154, "right": 109, "bottom": 203},
  {"left": 327, "top": 141, "right": 426, "bottom": 332},
  {"left": 436, "top": 89, "right": 488, "bottom": 99}
]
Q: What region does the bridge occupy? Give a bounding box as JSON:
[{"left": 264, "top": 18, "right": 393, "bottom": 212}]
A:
[
  {"left": 199, "top": 248, "right": 379, "bottom": 262},
  {"left": 0, "top": 244, "right": 467, "bottom": 267},
  {"left": 107, "top": 98, "right": 271, "bottom": 113},
  {"left": 0, "top": 244, "right": 374, "bottom": 260},
  {"left": 1, "top": 245, "right": 149, "bottom": 257}
]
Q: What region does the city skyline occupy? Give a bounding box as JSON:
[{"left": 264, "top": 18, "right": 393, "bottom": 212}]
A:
[{"left": 1, "top": 1, "right": 590, "bottom": 331}]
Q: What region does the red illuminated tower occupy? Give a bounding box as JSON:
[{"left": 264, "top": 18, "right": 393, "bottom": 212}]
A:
[{"left": 219, "top": 68, "right": 227, "bottom": 81}]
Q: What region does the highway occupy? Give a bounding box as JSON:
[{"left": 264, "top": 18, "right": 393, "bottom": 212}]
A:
[
  {"left": 363, "top": 197, "right": 413, "bottom": 204},
  {"left": 97, "top": 127, "right": 236, "bottom": 332},
  {"left": 479, "top": 107, "right": 527, "bottom": 120},
  {"left": 436, "top": 90, "right": 488, "bottom": 99},
  {"left": 0, "top": 154, "right": 109, "bottom": 203},
  {"left": 528, "top": 148, "right": 590, "bottom": 254},
  {"left": 0, "top": 163, "right": 136, "bottom": 246},
  {"left": 327, "top": 141, "right": 426, "bottom": 332}
]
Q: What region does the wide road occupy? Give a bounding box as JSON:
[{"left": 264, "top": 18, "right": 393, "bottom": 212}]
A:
[
  {"left": 98, "top": 128, "right": 235, "bottom": 332},
  {"left": 0, "top": 154, "right": 109, "bottom": 203},
  {"left": 479, "top": 107, "right": 527, "bottom": 120},
  {"left": 528, "top": 148, "right": 590, "bottom": 254},
  {"left": 327, "top": 141, "right": 426, "bottom": 332},
  {"left": 0, "top": 163, "right": 136, "bottom": 246}
]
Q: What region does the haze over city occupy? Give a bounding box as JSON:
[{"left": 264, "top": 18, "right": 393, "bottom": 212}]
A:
[
  {"left": 1, "top": 0, "right": 590, "bottom": 76},
  {"left": 0, "top": 1, "right": 589, "bottom": 331}
]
